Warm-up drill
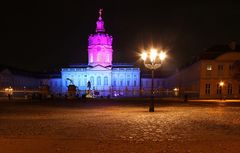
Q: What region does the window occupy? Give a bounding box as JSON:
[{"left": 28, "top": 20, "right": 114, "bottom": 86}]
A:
[
  {"left": 90, "top": 76, "right": 94, "bottom": 86},
  {"left": 134, "top": 80, "right": 137, "bottom": 87},
  {"left": 97, "top": 53, "right": 102, "bottom": 62},
  {"left": 217, "top": 84, "right": 222, "bottom": 95},
  {"left": 206, "top": 65, "right": 212, "bottom": 71},
  {"left": 104, "top": 76, "right": 108, "bottom": 86},
  {"left": 97, "top": 76, "right": 101, "bottom": 86},
  {"left": 106, "top": 54, "right": 110, "bottom": 62},
  {"left": 218, "top": 65, "right": 223, "bottom": 71},
  {"left": 90, "top": 54, "right": 93, "bottom": 63},
  {"left": 113, "top": 80, "right": 116, "bottom": 86},
  {"left": 120, "top": 80, "right": 123, "bottom": 86},
  {"left": 227, "top": 83, "right": 232, "bottom": 95},
  {"left": 205, "top": 84, "right": 210, "bottom": 95},
  {"left": 127, "top": 80, "right": 130, "bottom": 86}
]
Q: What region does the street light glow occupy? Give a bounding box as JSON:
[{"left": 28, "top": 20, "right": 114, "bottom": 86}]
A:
[
  {"left": 173, "top": 87, "right": 179, "bottom": 91},
  {"left": 141, "top": 52, "right": 147, "bottom": 61},
  {"left": 140, "top": 47, "right": 168, "bottom": 112},
  {"left": 159, "top": 51, "right": 167, "bottom": 61},
  {"left": 150, "top": 48, "right": 157, "bottom": 62},
  {"left": 219, "top": 81, "right": 224, "bottom": 87}
]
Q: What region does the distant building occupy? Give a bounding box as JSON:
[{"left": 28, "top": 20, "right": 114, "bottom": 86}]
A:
[
  {"left": 0, "top": 66, "right": 41, "bottom": 96},
  {"left": 166, "top": 42, "right": 240, "bottom": 99}
]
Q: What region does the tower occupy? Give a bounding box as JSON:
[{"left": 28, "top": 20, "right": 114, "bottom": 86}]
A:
[{"left": 88, "top": 9, "right": 113, "bottom": 67}]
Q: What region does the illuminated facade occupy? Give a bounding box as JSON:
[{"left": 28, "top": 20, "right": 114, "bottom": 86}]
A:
[
  {"left": 166, "top": 42, "right": 240, "bottom": 99},
  {"left": 43, "top": 9, "right": 140, "bottom": 96}
]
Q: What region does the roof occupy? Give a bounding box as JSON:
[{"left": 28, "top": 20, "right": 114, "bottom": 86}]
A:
[
  {"left": 199, "top": 43, "right": 240, "bottom": 60},
  {"left": 0, "top": 65, "right": 61, "bottom": 79},
  {"left": 179, "top": 42, "right": 240, "bottom": 70},
  {"left": 0, "top": 65, "right": 40, "bottom": 78}
]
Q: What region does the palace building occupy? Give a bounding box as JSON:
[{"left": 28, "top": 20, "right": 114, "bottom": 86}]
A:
[{"left": 42, "top": 9, "right": 141, "bottom": 96}]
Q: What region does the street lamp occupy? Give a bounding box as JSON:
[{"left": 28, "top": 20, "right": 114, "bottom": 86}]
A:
[
  {"left": 219, "top": 81, "right": 224, "bottom": 100},
  {"left": 141, "top": 48, "right": 167, "bottom": 112},
  {"left": 219, "top": 81, "right": 224, "bottom": 87}
]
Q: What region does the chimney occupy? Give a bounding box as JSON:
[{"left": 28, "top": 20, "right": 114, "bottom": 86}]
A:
[{"left": 228, "top": 41, "right": 236, "bottom": 50}]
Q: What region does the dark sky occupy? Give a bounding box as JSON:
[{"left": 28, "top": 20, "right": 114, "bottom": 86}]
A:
[{"left": 2, "top": 0, "right": 240, "bottom": 72}]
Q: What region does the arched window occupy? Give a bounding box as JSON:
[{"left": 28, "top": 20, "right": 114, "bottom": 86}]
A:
[
  {"left": 104, "top": 76, "right": 108, "bottom": 85},
  {"left": 90, "top": 76, "right": 94, "bottom": 86},
  {"left": 97, "top": 53, "right": 102, "bottom": 62},
  {"left": 90, "top": 53, "right": 93, "bottom": 63},
  {"left": 106, "top": 54, "right": 110, "bottom": 62},
  {"left": 127, "top": 80, "right": 130, "bottom": 86},
  {"left": 120, "top": 80, "right": 123, "bottom": 86},
  {"left": 134, "top": 80, "right": 137, "bottom": 87},
  {"left": 113, "top": 80, "right": 116, "bottom": 86},
  {"left": 97, "top": 76, "right": 101, "bottom": 86}
]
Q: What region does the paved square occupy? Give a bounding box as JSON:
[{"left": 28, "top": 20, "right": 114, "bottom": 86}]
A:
[{"left": 0, "top": 100, "right": 240, "bottom": 153}]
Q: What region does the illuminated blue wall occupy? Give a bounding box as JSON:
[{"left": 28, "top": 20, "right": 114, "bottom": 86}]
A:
[{"left": 54, "top": 66, "right": 140, "bottom": 96}]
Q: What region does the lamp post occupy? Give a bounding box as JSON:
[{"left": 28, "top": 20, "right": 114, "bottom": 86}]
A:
[{"left": 141, "top": 48, "right": 167, "bottom": 112}]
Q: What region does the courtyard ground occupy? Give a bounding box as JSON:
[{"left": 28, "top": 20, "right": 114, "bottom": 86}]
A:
[{"left": 0, "top": 99, "right": 240, "bottom": 153}]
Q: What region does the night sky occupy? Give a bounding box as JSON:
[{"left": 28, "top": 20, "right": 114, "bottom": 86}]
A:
[{"left": 2, "top": 0, "right": 240, "bottom": 72}]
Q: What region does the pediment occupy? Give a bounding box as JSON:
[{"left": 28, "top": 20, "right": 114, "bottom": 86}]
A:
[{"left": 88, "top": 65, "right": 111, "bottom": 71}]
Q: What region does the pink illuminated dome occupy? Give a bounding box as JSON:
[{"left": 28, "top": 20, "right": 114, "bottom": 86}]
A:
[{"left": 88, "top": 9, "right": 113, "bottom": 67}]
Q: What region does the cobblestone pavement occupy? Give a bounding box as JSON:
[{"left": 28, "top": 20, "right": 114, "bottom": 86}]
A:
[{"left": 0, "top": 100, "right": 240, "bottom": 153}]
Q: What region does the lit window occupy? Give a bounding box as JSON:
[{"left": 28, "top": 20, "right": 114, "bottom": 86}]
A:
[
  {"left": 97, "top": 76, "right": 101, "bottom": 86},
  {"left": 97, "top": 53, "right": 102, "bottom": 62},
  {"left": 106, "top": 54, "right": 110, "bottom": 62},
  {"left": 134, "top": 80, "right": 137, "bottom": 87},
  {"left": 206, "top": 65, "right": 212, "bottom": 71},
  {"left": 90, "top": 54, "right": 93, "bottom": 63},
  {"left": 90, "top": 76, "right": 94, "bottom": 86},
  {"left": 127, "top": 80, "right": 130, "bottom": 86},
  {"left": 104, "top": 76, "right": 108, "bottom": 85}
]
